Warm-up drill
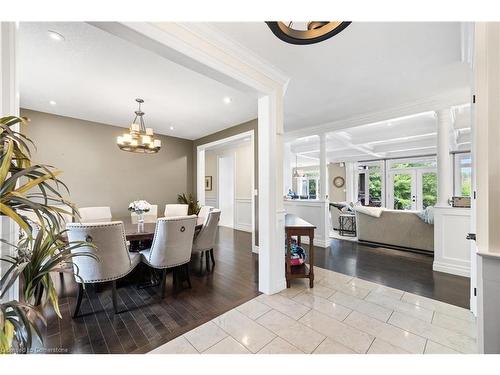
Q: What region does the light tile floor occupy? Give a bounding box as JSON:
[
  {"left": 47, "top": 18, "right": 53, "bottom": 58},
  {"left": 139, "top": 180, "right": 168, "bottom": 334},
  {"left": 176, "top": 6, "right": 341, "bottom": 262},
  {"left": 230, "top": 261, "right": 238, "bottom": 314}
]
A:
[{"left": 149, "top": 266, "right": 477, "bottom": 354}]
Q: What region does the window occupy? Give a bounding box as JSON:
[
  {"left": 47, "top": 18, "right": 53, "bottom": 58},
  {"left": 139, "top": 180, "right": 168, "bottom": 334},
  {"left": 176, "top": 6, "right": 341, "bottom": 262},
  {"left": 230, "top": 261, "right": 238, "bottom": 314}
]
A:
[
  {"left": 454, "top": 153, "right": 472, "bottom": 197},
  {"left": 357, "top": 162, "right": 383, "bottom": 207},
  {"left": 293, "top": 168, "right": 319, "bottom": 199}
]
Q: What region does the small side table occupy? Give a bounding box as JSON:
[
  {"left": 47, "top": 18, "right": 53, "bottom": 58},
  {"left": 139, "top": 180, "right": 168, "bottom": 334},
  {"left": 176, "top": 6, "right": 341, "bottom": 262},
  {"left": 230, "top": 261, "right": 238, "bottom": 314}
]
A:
[
  {"left": 285, "top": 214, "right": 316, "bottom": 288},
  {"left": 339, "top": 214, "right": 356, "bottom": 237}
]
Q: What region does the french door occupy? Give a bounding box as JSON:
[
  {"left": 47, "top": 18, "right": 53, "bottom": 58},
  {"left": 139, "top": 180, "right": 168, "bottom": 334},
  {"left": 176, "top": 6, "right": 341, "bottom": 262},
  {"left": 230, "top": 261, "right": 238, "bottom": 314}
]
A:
[{"left": 387, "top": 168, "right": 437, "bottom": 211}]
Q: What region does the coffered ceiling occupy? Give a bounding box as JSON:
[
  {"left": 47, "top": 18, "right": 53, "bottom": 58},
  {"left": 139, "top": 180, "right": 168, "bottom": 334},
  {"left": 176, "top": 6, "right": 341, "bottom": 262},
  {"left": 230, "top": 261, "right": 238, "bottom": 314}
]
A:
[{"left": 290, "top": 104, "right": 471, "bottom": 166}]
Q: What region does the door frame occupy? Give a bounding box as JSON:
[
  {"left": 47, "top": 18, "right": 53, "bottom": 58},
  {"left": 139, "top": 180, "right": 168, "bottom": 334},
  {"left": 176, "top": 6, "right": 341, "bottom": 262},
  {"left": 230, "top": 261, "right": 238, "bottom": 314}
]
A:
[{"left": 196, "top": 129, "right": 256, "bottom": 252}]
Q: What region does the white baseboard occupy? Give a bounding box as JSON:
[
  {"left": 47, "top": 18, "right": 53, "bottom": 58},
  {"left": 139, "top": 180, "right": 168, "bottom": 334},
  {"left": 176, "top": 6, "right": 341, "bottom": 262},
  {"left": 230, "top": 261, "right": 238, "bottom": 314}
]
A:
[
  {"left": 433, "top": 261, "right": 470, "bottom": 277},
  {"left": 294, "top": 236, "right": 329, "bottom": 248},
  {"left": 234, "top": 223, "right": 252, "bottom": 232}
]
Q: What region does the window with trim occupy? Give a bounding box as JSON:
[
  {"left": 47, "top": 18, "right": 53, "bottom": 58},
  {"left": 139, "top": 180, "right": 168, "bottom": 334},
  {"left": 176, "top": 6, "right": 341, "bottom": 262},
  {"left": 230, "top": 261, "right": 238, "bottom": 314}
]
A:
[
  {"left": 453, "top": 152, "right": 471, "bottom": 197},
  {"left": 357, "top": 162, "right": 383, "bottom": 207}
]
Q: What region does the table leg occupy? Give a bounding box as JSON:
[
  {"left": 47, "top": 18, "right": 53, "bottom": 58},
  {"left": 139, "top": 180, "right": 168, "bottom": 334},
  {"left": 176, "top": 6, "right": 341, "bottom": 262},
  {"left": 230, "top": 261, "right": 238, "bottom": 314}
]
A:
[
  {"left": 309, "top": 231, "right": 314, "bottom": 288},
  {"left": 286, "top": 232, "right": 291, "bottom": 288}
]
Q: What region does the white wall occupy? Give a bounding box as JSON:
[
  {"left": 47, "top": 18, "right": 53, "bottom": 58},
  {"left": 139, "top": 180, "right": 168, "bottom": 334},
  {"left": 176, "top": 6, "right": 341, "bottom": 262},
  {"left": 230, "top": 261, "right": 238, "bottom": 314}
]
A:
[{"left": 205, "top": 140, "right": 253, "bottom": 231}]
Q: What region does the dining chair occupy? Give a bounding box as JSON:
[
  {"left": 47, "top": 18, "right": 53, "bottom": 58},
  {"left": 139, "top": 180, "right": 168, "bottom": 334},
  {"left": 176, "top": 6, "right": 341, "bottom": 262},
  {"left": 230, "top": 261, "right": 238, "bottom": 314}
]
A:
[
  {"left": 192, "top": 209, "right": 221, "bottom": 274},
  {"left": 164, "top": 204, "right": 188, "bottom": 217},
  {"left": 197, "top": 205, "right": 214, "bottom": 223},
  {"left": 79, "top": 206, "right": 112, "bottom": 223},
  {"left": 131, "top": 204, "right": 158, "bottom": 224},
  {"left": 139, "top": 215, "right": 197, "bottom": 298},
  {"left": 66, "top": 221, "right": 141, "bottom": 317}
]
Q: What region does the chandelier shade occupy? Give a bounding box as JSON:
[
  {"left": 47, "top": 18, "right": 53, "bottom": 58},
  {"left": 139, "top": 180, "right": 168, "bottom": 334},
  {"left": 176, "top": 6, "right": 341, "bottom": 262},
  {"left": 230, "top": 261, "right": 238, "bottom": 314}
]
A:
[
  {"left": 117, "top": 98, "right": 161, "bottom": 154},
  {"left": 266, "top": 21, "right": 351, "bottom": 45}
]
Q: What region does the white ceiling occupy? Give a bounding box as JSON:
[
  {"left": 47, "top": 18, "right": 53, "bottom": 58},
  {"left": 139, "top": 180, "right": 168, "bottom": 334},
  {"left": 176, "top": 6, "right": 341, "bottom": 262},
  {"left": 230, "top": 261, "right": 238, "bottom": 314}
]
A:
[
  {"left": 291, "top": 104, "right": 471, "bottom": 166},
  {"left": 19, "top": 22, "right": 258, "bottom": 140},
  {"left": 19, "top": 22, "right": 471, "bottom": 144},
  {"left": 210, "top": 22, "right": 471, "bottom": 132}
]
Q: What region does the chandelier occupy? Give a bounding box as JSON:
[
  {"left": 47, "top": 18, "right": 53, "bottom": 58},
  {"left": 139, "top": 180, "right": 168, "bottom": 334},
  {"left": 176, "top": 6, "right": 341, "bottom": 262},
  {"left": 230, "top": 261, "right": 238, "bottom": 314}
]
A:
[
  {"left": 116, "top": 98, "right": 161, "bottom": 154},
  {"left": 266, "top": 22, "right": 351, "bottom": 45}
]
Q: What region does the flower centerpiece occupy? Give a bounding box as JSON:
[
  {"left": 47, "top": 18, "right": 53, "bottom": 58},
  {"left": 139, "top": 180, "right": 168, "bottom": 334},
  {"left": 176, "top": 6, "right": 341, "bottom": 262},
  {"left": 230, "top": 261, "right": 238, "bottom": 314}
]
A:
[{"left": 128, "top": 200, "right": 151, "bottom": 225}]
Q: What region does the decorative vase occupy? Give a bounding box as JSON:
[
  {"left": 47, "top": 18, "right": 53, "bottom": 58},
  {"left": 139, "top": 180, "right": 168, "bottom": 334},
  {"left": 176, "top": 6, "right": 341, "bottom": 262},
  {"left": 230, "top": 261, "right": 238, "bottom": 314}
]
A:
[{"left": 137, "top": 212, "right": 145, "bottom": 231}]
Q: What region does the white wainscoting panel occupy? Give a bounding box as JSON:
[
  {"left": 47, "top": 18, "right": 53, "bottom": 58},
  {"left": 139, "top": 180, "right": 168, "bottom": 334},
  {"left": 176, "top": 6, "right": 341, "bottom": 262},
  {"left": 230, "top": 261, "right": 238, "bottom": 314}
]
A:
[
  {"left": 433, "top": 207, "right": 471, "bottom": 277},
  {"left": 204, "top": 197, "right": 217, "bottom": 208},
  {"left": 234, "top": 197, "right": 252, "bottom": 232},
  {"left": 283, "top": 200, "right": 330, "bottom": 247}
]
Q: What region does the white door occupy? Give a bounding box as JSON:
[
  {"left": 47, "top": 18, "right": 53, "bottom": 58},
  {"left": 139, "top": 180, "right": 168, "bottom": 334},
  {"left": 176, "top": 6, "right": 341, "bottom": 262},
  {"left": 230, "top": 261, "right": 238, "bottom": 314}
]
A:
[
  {"left": 388, "top": 169, "right": 437, "bottom": 211},
  {"left": 388, "top": 170, "right": 417, "bottom": 210},
  {"left": 218, "top": 154, "right": 235, "bottom": 228},
  {"left": 416, "top": 169, "right": 438, "bottom": 211}
]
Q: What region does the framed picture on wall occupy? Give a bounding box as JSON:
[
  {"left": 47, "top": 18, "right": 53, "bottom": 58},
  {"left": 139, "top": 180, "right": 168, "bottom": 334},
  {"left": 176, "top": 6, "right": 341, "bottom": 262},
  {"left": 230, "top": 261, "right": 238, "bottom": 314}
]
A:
[{"left": 205, "top": 176, "right": 213, "bottom": 191}]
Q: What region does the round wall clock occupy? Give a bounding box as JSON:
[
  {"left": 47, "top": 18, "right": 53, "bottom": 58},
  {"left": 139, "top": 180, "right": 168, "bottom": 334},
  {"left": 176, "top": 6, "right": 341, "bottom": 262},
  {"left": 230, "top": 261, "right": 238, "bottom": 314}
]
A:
[{"left": 333, "top": 176, "right": 345, "bottom": 188}]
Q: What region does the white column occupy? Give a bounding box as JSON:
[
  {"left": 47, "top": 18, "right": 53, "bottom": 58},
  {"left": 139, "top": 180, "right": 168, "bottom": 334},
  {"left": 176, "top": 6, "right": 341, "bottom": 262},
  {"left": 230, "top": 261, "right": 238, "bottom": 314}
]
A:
[
  {"left": 436, "top": 108, "right": 453, "bottom": 207},
  {"left": 258, "top": 93, "right": 286, "bottom": 295},
  {"left": 283, "top": 142, "right": 293, "bottom": 195},
  {"left": 196, "top": 147, "right": 206, "bottom": 205},
  {"left": 345, "top": 161, "right": 358, "bottom": 203},
  {"left": 319, "top": 133, "right": 328, "bottom": 201},
  {"left": 0, "top": 22, "right": 19, "bottom": 303}
]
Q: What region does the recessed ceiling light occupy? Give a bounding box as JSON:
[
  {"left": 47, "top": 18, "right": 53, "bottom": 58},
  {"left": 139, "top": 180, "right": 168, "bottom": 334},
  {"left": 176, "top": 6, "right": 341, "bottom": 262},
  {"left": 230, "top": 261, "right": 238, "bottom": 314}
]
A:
[
  {"left": 223, "top": 97, "right": 232, "bottom": 104},
  {"left": 169, "top": 126, "right": 174, "bottom": 130},
  {"left": 49, "top": 100, "right": 57, "bottom": 106},
  {"left": 48, "top": 30, "right": 65, "bottom": 42}
]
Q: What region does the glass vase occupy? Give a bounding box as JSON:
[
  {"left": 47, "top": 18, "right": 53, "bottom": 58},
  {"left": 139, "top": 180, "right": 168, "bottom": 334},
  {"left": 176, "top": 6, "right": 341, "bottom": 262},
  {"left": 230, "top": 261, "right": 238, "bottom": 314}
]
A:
[{"left": 137, "top": 212, "right": 145, "bottom": 231}]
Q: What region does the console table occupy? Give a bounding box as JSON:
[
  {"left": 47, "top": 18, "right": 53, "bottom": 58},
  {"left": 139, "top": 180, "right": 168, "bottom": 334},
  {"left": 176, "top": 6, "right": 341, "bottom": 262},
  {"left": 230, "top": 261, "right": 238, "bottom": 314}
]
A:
[{"left": 285, "top": 214, "right": 316, "bottom": 288}]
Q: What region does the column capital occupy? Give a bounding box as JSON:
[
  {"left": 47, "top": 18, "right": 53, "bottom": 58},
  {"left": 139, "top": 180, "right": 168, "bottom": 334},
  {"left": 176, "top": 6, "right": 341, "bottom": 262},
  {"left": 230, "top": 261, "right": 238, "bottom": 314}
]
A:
[{"left": 434, "top": 107, "right": 453, "bottom": 120}]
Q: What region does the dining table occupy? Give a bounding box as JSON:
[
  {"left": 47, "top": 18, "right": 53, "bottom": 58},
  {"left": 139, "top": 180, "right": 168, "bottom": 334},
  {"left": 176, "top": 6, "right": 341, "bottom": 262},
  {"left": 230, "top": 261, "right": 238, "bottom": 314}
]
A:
[{"left": 115, "top": 215, "right": 206, "bottom": 251}]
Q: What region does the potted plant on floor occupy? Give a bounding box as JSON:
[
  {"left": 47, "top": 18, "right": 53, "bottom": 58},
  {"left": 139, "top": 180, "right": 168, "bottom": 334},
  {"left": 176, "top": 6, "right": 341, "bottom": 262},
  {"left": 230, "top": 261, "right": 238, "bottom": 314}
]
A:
[
  {"left": 177, "top": 193, "right": 201, "bottom": 215},
  {"left": 0, "top": 115, "right": 93, "bottom": 354}
]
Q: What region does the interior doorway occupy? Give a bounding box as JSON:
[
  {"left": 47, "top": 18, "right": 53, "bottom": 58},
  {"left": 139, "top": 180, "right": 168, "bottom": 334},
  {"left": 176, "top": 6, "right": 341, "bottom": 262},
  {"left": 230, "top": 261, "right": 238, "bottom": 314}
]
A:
[
  {"left": 218, "top": 154, "right": 235, "bottom": 228},
  {"left": 196, "top": 130, "right": 256, "bottom": 252}
]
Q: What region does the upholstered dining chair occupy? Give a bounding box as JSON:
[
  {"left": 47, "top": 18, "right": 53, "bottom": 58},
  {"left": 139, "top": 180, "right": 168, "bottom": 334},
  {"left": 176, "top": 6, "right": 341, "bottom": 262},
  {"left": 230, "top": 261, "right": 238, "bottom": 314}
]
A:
[
  {"left": 139, "top": 215, "right": 197, "bottom": 298},
  {"left": 66, "top": 221, "right": 141, "bottom": 317},
  {"left": 197, "top": 205, "right": 214, "bottom": 223},
  {"left": 192, "top": 209, "right": 221, "bottom": 274},
  {"left": 78, "top": 206, "right": 112, "bottom": 223},
  {"left": 164, "top": 204, "right": 188, "bottom": 217},
  {"left": 131, "top": 204, "right": 158, "bottom": 224}
]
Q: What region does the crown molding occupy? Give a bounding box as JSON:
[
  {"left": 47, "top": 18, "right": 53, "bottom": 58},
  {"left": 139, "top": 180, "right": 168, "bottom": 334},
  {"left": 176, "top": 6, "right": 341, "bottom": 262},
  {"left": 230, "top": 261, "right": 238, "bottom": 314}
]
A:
[
  {"left": 176, "top": 23, "right": 290, "bottom": 95},
  {"left": 284, "top": 88, "right": 471, "bottom": 141}
]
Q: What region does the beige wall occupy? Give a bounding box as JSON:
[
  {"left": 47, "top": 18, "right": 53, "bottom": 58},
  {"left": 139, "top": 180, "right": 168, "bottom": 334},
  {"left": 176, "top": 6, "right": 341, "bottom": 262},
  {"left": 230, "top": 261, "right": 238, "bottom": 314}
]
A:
[
  {"left": 328, "top": 162, "right": 347, "bottom": 202},
  {"left": 21, "top": 109, "right": 194, "bottom": 217},
  {"left": 204, "top": 141, "right": 253, "bottom": 200}
]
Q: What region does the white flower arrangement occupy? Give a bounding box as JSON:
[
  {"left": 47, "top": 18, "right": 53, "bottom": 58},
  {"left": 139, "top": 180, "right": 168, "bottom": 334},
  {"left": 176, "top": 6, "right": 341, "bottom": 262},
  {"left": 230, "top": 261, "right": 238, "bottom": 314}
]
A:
[{"left": 128, "top": 200, "right": 151, "bottom": 214}]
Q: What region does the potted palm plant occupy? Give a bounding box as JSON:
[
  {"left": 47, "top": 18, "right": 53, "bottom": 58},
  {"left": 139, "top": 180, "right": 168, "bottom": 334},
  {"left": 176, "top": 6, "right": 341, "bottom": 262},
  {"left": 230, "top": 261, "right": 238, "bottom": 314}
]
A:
[
  {"left": 0, "top": 115, "right": 93, "bottom": 354},
  {"left": 177, "top": 193, "right": 201, "bottom": 215}
]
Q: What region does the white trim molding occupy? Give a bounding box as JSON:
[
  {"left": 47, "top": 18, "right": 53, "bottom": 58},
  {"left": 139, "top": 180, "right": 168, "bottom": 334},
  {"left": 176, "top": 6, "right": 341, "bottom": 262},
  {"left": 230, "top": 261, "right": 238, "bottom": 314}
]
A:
[
  {"left": 234, "top": 197, "right": 252, "bottom": 232},
  {"left": 0, "top": 22, "right": 19, "bottom": 303},
  {"left": 284, "top": 89, "right": 470, "bottom": 141}
]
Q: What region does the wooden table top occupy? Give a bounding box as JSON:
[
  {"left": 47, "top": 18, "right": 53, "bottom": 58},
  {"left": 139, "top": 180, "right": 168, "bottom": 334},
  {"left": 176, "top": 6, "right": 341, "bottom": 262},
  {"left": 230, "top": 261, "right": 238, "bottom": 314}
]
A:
[
  {"left": 115, "top": 216, "right": 205, "bottom": 241},
  {"left": 285, "top": 213, "right": 316, "bottom": 229}
]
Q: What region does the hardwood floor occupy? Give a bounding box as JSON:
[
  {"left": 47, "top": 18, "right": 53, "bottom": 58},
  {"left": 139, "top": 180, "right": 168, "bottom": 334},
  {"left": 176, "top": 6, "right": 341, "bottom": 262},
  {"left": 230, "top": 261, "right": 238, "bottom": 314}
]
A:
[
  {"left": 39, "top": 228, "right": 470, "bottom": 354},
  {"left": 39, "top": 227, "right": 259, "bottom": 354},
  {"left": 311, "top": 239, "right": 470, "bottom": 309}
]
